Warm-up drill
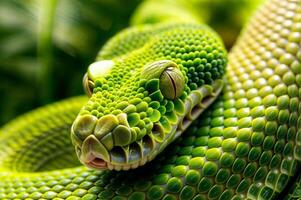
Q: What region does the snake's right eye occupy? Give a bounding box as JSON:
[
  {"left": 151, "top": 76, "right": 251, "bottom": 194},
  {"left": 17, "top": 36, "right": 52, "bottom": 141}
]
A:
[
  {"left": 83, "top": 60, "right": 115, "bottom": 97},
  {"left": 83, "top": 74, "right": 94, "bottom": 97}
]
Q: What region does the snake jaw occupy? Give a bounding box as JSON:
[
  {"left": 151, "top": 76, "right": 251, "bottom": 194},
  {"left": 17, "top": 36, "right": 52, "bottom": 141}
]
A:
[
  {"left": 72, "top": 78, "right": 224, "bottom": 171},
  {"left": 79, "top": 135, "right": 110, "bottom": 169},
  {"left": 84, "top": 154, "right": 107, "bottom": 169},
  {"left": 72, "top": 79, "right": 224, "bottom": 170}
]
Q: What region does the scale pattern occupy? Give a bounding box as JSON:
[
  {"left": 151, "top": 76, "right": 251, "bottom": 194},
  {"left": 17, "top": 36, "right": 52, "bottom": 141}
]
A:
[
  {"left": 0, "top": 0, "right": 301, "bottom": 199},
  {"left": 73, "top": 23, "right": 226, "bottom": 170}
]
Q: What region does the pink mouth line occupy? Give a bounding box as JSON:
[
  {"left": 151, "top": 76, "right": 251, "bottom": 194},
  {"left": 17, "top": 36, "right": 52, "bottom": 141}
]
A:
[{"left": 84, "top": 153, "right": 107, "bottom": 169}]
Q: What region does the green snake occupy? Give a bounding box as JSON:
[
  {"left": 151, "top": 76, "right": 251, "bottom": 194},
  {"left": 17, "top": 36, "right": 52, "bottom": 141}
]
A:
[{"left": 1, "top": 0, "right": 301, "bottom": 199}]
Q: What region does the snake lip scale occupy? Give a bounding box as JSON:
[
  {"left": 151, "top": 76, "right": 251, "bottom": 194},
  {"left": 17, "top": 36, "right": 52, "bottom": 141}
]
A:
[
  {"left": 74, "top": 79, "right": 224, "bottom": 171},
  {"left": 85, "top": 157, "right": 107, "bottom": 169}
]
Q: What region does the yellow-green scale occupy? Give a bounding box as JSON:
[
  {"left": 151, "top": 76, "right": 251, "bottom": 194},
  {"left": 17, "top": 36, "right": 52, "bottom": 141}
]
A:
[
  {"left": 72, "top": 22, "right": 227, "bottom": 170},
  {"left": 0, "top": 0, "right": 301, "bottom": 199}
]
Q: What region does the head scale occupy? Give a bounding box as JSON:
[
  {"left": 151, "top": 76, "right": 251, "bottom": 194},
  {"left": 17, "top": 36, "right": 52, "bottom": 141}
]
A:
[{"left": 71, "top": 23, "right": 227, "bottom": 171}]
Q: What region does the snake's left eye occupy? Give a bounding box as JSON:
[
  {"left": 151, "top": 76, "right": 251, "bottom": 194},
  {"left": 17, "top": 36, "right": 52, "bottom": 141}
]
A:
[
  {"left": 159, "top": 66, "right": 185, "bottom": 99},
  {"left": 141, "top": 60, "right": 185, "bottom": 100}
]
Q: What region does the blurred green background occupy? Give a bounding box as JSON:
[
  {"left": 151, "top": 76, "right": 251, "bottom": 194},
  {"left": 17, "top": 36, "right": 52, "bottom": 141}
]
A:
[{"left": 0, "top": 0, "right": 264, "bottom": 126}]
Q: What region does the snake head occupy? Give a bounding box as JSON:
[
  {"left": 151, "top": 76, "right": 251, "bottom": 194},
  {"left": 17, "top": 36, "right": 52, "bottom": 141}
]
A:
[{"left": 71, "top": 24, "right": 227, "bottom": 171}]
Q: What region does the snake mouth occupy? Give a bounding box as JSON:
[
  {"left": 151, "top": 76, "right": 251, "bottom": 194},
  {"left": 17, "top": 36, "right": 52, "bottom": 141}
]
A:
[
  {"left": 77, "top": 135, "right": 110, "bottom": 170},
  {"left": 85, "top": 155, "right": 107, "bottom": 169},
  {"left": 71, "top": 79, "right": 224, "bottom": 170}
]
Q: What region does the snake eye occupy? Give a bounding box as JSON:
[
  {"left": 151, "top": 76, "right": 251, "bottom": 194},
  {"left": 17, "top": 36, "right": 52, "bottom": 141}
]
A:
[
  {"left": 83, "top": 60, "right": 115, "bottom": 97},
  {"left": 141, "top": 60, "right": 185, "bottom": 99},
  {"left": 83, "top": 73, "right": 94, "bottom": 97},
  {"left": 159, "top": 66, "right": 185, "bottom": 99}
]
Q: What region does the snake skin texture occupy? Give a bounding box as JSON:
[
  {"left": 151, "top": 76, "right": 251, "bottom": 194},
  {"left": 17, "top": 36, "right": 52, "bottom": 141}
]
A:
[
  {"left": 72, "top": 23, "right": 226, "bottom": 170},
  {"left": 0, "top": 0, "right": 301, "bottom": 199}
]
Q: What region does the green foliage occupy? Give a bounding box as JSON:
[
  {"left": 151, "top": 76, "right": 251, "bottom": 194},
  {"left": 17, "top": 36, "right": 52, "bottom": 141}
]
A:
[
  {"left": 192, "top": 0, "right": 266, "bottom": 48},
  {"left": 0, "top": 0, "right": 141, "bottom": 125},
  {"left": 131, "top": 0, "right": 265, "bottom": 49}
]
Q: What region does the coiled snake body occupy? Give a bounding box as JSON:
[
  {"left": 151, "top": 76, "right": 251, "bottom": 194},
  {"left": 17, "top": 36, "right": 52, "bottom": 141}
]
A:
[{"left": 0, "top": 0, "right": 301, "bottom": 199}]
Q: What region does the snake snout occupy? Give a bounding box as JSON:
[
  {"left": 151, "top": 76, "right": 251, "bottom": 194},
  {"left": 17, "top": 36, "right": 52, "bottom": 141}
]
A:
[
  {"left": 71, "top": 113, "right": 140, "bottom": 169},
  {"left": 80, "top": 135, "right": 109, "bottom": 169},
  {"left": 71, "top": 113, "right": 134, "bottom": 147}
]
